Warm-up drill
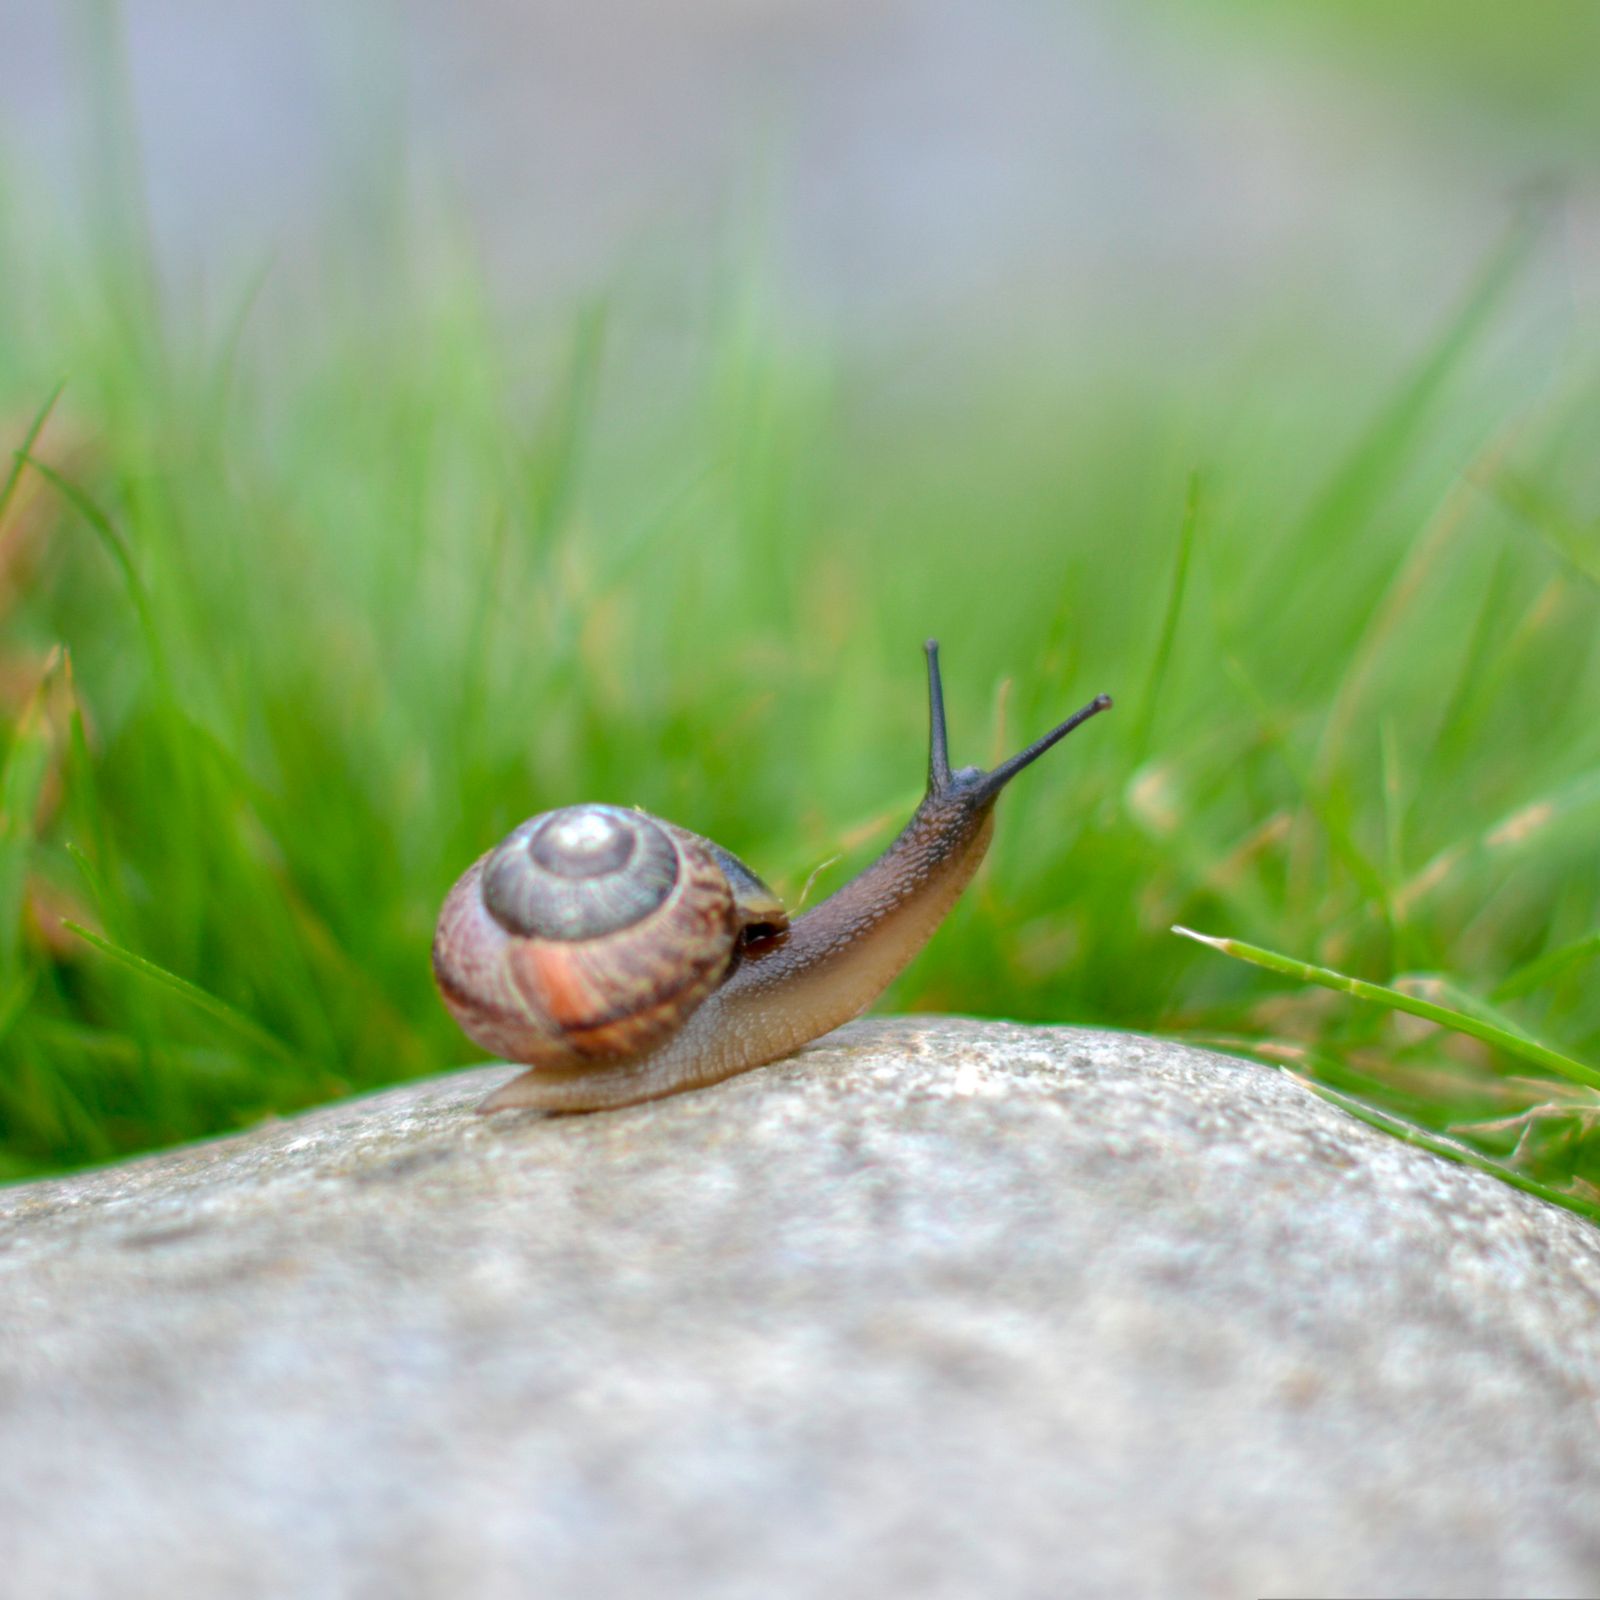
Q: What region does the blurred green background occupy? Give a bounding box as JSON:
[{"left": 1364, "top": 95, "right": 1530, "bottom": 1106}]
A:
[{"left": 2, "top": 1, "right": 1599, "bottom": 1210}]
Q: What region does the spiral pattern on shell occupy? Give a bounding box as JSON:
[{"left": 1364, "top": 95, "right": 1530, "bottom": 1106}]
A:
[
  {"left": 431, "top": 804, "right": 787, "bottom": 1072},
  {"left": 481, "top": 806, "right": 681, "bottom": 942}
]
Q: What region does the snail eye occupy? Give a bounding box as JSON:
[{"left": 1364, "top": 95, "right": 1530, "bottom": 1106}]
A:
[{"left": 481, "top": 805, "right": 680, "bottom": 941}]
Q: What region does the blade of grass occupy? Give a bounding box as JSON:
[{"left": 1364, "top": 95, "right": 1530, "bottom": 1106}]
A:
[
  {"left": 1131, "top": 468, "right": 1201, "bottom": 766},
  {"left": 1288, "top": 1073, "right": 1600, "bottom": 1226},
  {"left": 0, "top": 650, "right": 61, "bottom": 980},
  {"left": 28, "top": 1019, "right": 260, "bottom": 1083},
  {"left": 65, "top": 921, "right": 301, "bottom": 1067},
  {"left": 59, "top": 652, "right": 129, "bottom": 937},
  {"left": 20, "top": 455, "right": 138, "bottom": 590},
  {"left": 1387, "top": 973, "right": 1545, "bottom": 1049},
  {"left": 0, "top": 380, "right": 65, "bottom": 531},
  {"left": 1308, "top": 212, "right": 1546, "bottom": 781},
  {"left": 1220, "top": 652, "right": 1394, "bottom": 924},
  {"left": 1396, "top": 765, "right": 1600, "bottom": 915},
  {"left": 1300, "top": 206, "right": 1539, "bottom": 555},
  {"left": 20, "top": 455, "right": 163, "bottom": 668},
  {"left": 1492, "top": 929, "right": 1600, "bottom": 1003},
  {"left": 525, "top": 297, "right": 607, "bottom": 547},
  {"left": 0, "top": 968, "right": 37, "bottom": 1053},
  {"left": 1424, "top": 543, "right": 1517, "bottom": 771},
  {"left": 1173, "top": 924, "right": 1600, "bottom": 1092},
  {"left": 1481, "top": 468, "right": 1600, "bottom": 589}
]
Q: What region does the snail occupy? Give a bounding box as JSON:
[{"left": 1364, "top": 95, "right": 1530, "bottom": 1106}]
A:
[{"left": 433, "top": 642, "right": 1111, "bottom": 1113}]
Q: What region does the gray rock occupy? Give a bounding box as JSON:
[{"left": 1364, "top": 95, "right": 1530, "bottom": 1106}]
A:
[{"left": 2, "top": 1018, "right": 1598, "bottom": 1599}]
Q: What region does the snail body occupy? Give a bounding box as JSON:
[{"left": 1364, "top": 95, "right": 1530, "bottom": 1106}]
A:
[{"left": 433, "top": 643, "right": 1111, "bottom": 1113}]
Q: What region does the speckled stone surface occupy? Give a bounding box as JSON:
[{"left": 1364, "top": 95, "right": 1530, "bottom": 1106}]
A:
[{"left": 2, "top": 1018, "right": 1598, "bottom": 1599}]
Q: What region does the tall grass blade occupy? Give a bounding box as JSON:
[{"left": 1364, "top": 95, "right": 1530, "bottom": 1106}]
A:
[
  {"left": 1301, "top": 208, "right": 1540, "bottom": 549},
  {"left": 1493, "top": 930, "right": 1600, "bottom": 1002},
  {"left": 0, "top": 381, "right": 65, "bottom": 531},
  {"left": 1290, "top": 1074, "right": 1600, "bottom": 1225},
  {"left": 1131, "top": 469, "right": 1201, "bottom": 766},
  {"left": 1172, "top": 925, "right": 1600, "bottom": 1091},
  {"left": 65, "top": 921, "right": 300, "bottom": 1067},
  {"left": 0, "top": 654, "right": 61, "bottom": 980}
]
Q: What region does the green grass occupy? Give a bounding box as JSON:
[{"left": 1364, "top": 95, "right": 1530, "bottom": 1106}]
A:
[{"left": 4, "top": 106, "right": 1600, "bottom": 1216}]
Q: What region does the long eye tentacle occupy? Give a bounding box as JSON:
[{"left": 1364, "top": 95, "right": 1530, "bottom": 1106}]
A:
[
  {"left": 970, "top": 690, "right": 1114, "bottom": 802},
  {"left": 921, "top": 638, "right": 1111, "bottom": 801},
  {"left": 924, "top": 639, "right": 953, "bottom": 793}
]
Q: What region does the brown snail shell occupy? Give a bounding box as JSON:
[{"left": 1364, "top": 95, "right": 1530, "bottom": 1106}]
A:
[{"left": 432, "top": 804, "right": 787, "bottom": 1071}]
